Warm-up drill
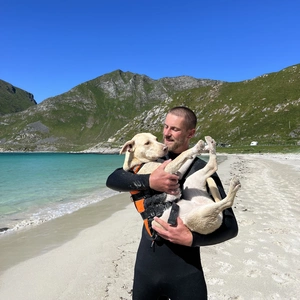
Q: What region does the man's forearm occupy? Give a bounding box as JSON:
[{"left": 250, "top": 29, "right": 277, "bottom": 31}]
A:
[
  {"left": 191, "top": 207, "right": 238, "bottom": 247},
  {"left": 106, "top": 168, "right": 150, "bottom": 192}
]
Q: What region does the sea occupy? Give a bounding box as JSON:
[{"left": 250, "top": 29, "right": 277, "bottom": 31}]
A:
[
  {"left": 0, "top": 153, "right": 124, "bottom": 234},
  {"left": 0, "top": 152, "right": 216, "bottom": 236}
]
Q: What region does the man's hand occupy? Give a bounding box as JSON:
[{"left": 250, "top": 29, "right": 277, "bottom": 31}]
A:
[
  {"left": 152, "top": 216, "right": 193, "bottom": 246},
  {"left": 149, "top": 160, "right": 179, "bottom": 194}
]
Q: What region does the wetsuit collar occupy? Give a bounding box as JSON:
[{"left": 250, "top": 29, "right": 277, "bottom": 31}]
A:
[{"left": 165, "top": 151, "right": 179, "bottom": 160}]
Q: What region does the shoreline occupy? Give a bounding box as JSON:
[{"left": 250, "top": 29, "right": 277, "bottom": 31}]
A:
[
  {"left": 0, "top": 192, "right": 131, "bottom": 273},
  {"left": 0, "top": 152, "right": 124, "bottom": 234},
  {"left": 0, "top": 188, "right": 119, "bottom": 235},
  {"left": 0, "top": 192, "right": 142, "bottom": 300},
  {"left": 0, "top": 153, "right": 299, "bottom": 299}
]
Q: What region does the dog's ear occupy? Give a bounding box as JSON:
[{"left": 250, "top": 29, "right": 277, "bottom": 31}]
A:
[{"left": 120, "top": 140, "right": 135, "bottom": 154}]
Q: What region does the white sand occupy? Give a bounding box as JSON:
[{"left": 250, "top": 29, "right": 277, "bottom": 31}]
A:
[
  {"left": 0, "top": 153, "right": 299, "bottom": 300},
  {"left": 203, "top": 153, "right": 300, "bottom": 300},
  {"left": 0, "top": 194, "right": 141, "bottom": 300}
]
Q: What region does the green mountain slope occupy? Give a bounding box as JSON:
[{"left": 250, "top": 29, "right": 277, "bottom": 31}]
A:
[
  {"left": 104, "top": 65, "right": 300, "bottom": 149},
  {"left": 0, "top": 66, "right": 299, "bottom": 152},
  {"left": 0, "top": 80, "right": 37, "bottom": 115}
]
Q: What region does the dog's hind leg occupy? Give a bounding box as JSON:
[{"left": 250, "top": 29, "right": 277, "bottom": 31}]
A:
[
  {"left": 218, "top": 176, "right": 241, "bottom": 210},
  {"left": 185, "top": 177, "right": 241, "bottom": 234}
]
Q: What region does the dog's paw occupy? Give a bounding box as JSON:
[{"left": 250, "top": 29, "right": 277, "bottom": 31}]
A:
[
  {"left": 193, "top": 140, "right": 206, "bottom": 154},
  {"left": 204, "top": 136, "right": 216, "bottom": 154},
  {"left": 230, "top": 176, "right": 241, "bottom": 192}
]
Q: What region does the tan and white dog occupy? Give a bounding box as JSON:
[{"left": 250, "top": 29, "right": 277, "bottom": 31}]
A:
[{"left": 120, "top": 133, "right": 240, "bottom": 235}]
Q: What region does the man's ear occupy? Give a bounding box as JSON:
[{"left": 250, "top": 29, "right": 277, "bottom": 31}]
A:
[
  {"left": 120, "top": 140, "right": 135, "bottom": 154},
  {"left": 187, "top": 128, "right": 196, "bottom": 139}
]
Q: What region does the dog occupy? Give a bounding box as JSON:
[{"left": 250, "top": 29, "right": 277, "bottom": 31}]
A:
[{"left": 120, "top": 132, "right": 240, "bottom": 235}]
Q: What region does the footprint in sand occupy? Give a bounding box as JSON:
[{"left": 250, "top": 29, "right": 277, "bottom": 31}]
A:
[
  {"left": 245, "top": 268, "right": 262, "bottom": 278},
  {"left": 221, "top": 250, "right": 233, "bottom": 257},
  {"left": 238, "top": 218, "right": 256, "bottom": 227},
  {"left": 244, "top": 247, "right": 254, "bottom": 253},
  {"left": 271, "top": 272, "right": 293, "bottom": 285},
  {"left": 243, "top": 259, "right": 258, "bottom": 266},
  {"left": 258, "top": 238, "right": 267, "bottom": 243},
  {"left": 257, "top": 252, "right": 268, "bottom": 260},
  {"left": 245, "top": 239, "right": 258, "bottom": 246},
  {"left": 215, "top": 261, "right": 233, "bottom": 273},
  {"left": 207, "top": 277, "right": 225, "bottom": 286}
]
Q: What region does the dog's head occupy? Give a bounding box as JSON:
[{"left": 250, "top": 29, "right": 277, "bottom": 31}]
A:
[{"left": 120, "top": 133, "right": 168, "bottom": 170}]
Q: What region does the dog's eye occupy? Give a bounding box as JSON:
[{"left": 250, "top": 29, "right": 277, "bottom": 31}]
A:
[{"left": 145, "top": 141, "right": 150, "bottom": 145}]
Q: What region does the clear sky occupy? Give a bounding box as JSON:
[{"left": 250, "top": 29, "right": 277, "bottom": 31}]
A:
[{"left": 1, "top": 0, "right": 299, "bottom": 103}]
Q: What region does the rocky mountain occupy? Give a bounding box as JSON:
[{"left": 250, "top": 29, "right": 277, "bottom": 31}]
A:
[
  {"left": 0, "top": 66, "right": 299, "bottom": 152},
  {"left": 0, "top": 79, "right": 37, "bottom": 115}
]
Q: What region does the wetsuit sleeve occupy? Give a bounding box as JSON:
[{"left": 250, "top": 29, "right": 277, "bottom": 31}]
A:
[
  {"left": 191, "top": 207, "right": 238, "bottom": 247},
  {"left": 106, "top": 168, "right": 150, "bottom": 192},
  {"left": 190, "top": 171, "right": 238, "bottom": 247}
]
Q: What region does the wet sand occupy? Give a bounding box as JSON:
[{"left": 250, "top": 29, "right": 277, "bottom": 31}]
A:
[{"left": 0, "top": 153, "right": 299, "bottom": 299}]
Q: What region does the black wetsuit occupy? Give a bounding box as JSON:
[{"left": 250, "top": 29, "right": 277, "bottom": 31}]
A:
[{"left": 106, "top": 154, "right": 238, "bottom": 300}]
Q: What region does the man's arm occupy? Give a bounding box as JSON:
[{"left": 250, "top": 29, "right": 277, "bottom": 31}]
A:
[
  {"left": 152, "top": 207, "right": 238, "bottom": 247},
  {"left": 190, "top": 170, "right": 238, "bottom": 246},
  {"left": 191, "top": 207, "right": 238, "bottom": 247},
  {"left": 152, "top": 170, "right": 238, "bottom": 246},
  {"left": 106, "top": 160, "right": 180, "bottom": 193},
  {"left": 106, "top": 167, "right": 150, "bottom": 191}
]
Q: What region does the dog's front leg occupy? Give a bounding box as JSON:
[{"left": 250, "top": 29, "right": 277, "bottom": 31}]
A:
[
  {"left": 164, "top": 139, "right": 206, "bottom": 177},
  {"left": 182, "top": 136, "right": 218, "bottom": 198}
]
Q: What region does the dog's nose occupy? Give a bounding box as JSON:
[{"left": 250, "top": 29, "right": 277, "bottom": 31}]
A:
[{"left": 163, "top": 146, "right": 168, "bottom": 151}]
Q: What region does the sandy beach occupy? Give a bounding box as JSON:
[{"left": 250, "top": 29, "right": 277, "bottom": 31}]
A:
[{"left": 0, "top": 153, "right": 299, "bottom": 300}]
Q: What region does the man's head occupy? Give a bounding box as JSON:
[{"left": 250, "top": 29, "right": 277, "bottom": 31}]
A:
[{"left": 163, "top": 106, "right": 197, "bottom": 154}]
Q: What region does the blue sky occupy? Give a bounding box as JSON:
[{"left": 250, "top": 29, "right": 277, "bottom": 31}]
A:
[{"left": 1, "top": 0, "right": 299, "bottom": 103}]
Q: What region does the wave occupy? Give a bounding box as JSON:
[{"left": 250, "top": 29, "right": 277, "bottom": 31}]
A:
[{"left": 0, "top": 187, "right": 119, "bottom": 236}]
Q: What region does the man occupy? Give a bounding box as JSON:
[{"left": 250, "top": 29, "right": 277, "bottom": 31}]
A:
[{"left": 106, "top": 106, "right": 238, "bottom": 300}]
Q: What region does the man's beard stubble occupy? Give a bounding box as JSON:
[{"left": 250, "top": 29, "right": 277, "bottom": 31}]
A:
[{"left": 163, "top": 137, "right": 182, "bottom": 153}]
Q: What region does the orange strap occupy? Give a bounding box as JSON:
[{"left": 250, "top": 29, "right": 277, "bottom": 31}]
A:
[
  {"left": 129, "top": 164, "right": 153, "bottom": 236},
  {"left": 131, "top": 197, "right": 152, "bottom": 236}
]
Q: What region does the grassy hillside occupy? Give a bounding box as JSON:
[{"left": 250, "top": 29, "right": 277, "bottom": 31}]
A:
[
  {"left": 186, "top": 65, "right": 300, "bottom": 146},
  {"left": 0, "top": 65, "right": 299, "bottom": 152},
  {"left": 108, "top": 65, "right": 300, "bottom": 151},
  {"left": 0, "top": 79, "right": 37, "bottom": 115}
]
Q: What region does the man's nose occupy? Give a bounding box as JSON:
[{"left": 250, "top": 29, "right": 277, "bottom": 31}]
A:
[{"left": 164, "top": 128, "right": 171, "bottom": 136}]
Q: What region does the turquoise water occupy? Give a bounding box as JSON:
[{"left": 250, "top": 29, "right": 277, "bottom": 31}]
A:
[
  {"left": 0, "top": 153, "right": 124, "bottom": 232},
  {"left": 0, "top": 153, "right": 221, "bottom": 234}
]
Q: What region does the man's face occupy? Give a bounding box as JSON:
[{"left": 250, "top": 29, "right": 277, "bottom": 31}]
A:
[{"left": 163, "top": 113, "right": 195, "bottom": 154}]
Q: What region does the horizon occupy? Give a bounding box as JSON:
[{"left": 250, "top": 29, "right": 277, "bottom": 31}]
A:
[{"left": 1, "top": 0, "right": 300, "bottom": 103}]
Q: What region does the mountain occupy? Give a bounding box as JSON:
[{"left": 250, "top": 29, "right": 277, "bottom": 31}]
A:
[
  {"left": 0, "top": 79, "right": 37, "bottom": 115},
  {"left": 0, "top": 66, "right": 299, "bottom": 152}
]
